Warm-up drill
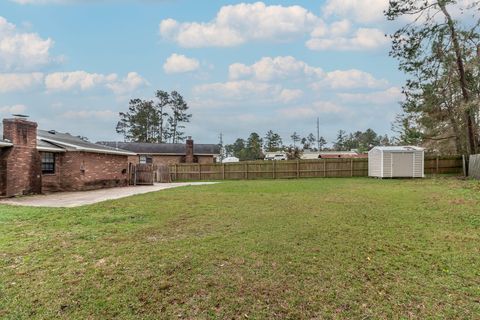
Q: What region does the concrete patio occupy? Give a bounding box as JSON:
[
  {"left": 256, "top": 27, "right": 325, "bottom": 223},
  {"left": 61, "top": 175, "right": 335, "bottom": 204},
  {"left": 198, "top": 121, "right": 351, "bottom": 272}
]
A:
[{"left": 0, "top": 182, "right": 217, "bottom": 208}]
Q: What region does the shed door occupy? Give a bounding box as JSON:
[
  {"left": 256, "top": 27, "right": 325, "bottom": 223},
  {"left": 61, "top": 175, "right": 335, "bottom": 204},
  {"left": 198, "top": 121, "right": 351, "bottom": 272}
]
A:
[{"left": 392, "top": 152, "right": 414, "bottom": 177}]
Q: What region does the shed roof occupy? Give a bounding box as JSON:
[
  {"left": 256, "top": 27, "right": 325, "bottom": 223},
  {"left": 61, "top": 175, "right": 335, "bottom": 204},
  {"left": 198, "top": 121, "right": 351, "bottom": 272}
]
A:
[
  {"left": 38, "top": 130, "right": 136, "bottom": 156},
  {"left": 97, "top": 141, "right": 221, "bottom": 156},
  {"left": 372, "top": 146, "right": 424, "bottom": 152},
  {"left": 301, "top": 150, "right": 362, "bottom": 160}
]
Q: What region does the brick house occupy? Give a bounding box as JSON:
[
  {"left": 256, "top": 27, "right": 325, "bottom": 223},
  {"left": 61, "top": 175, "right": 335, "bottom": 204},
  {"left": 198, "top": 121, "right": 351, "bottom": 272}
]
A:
[
  {"left": 0, "top": 117, "right": 135, "bottom": 197},
  {"left": 97, "top": 140, "right": 221, "bottom": 166}
]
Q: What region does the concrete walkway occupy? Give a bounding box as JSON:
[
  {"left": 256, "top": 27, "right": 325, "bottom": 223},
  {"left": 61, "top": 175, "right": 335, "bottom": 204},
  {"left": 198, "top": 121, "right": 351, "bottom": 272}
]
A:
[{"left": 0, "top": 182, "right": 217, "bottom": 208}]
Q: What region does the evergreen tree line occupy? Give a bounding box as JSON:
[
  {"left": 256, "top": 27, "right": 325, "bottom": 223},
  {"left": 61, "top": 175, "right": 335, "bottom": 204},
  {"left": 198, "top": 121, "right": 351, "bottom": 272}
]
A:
[
  {"left": 116, "top": 90, "right": 192, "bottom": 143},
  {"left": 333, "top": 129, "right": 394, "bottom": 152},
  {"left": 224, "top": 129, "right": 392, "bottom": 161}
]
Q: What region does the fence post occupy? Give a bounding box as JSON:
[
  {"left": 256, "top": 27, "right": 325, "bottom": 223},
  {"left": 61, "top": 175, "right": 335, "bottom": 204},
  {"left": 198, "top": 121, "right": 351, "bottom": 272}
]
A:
[
  {"left": 245, "top": 163, "right": 248, "bottom": 180},
  {"left": 174, "top": 164, "right": 177, "bottom": 181},
  {"left": 436, "top": 156, "right": 439, "bottom": 174},
  {"left": 323, "top": 160, "right": 327, "bottom": 178},
  {"left": 134, "top": 166, "right": 137, "bottom": 186},
  {"left": 296, "top": 160, "right": 300, "bottom": 179},
  {"left": 222, "top": 163, "right": 226, "bottom": 180},
  {"left": 198, "top": 164, "right": 201, "bottom": 180},
  {"left": 351, "top": 159, "right": 354, "bottom": 177},
  {"left": 273, "top": 161, "right": 276, "bottom": 179}
]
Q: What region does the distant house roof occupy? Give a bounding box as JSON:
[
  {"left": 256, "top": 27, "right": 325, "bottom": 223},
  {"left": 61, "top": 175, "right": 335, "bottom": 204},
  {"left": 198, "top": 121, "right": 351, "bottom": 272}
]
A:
[
  {"left": 223, "top": 156, "right": 240, "bottom": 163},
  {"left": 96, "top": 141, "right": 221, "bottom": 156},
  {"left": 37, "top": 130, "right": 136, "bottom": 156}
]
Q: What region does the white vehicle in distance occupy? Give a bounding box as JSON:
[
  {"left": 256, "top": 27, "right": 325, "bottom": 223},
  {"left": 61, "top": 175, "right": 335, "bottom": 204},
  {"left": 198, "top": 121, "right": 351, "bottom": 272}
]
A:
[{"left": 264, "top": 152, "right": 287, "bottom": 161}]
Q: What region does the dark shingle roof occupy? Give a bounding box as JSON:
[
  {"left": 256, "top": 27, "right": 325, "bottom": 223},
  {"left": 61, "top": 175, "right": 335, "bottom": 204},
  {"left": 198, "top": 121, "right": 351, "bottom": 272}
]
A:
[
  {"left": 37, "top": 140, "right": 65, "bottom": 152},
  {"left": 97, "top": 141, "right": 221, "bottom": 155},
  {"left": 38, "top": 130, "right": 136, "bottom": 156}
]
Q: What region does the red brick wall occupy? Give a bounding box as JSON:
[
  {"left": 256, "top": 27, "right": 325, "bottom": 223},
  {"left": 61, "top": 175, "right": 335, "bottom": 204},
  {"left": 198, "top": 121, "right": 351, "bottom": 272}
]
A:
[
  {"left": 128, "top": 154, "right": 215, "bottom": 166},
  {"left": 0, "top": 149, "right": 7, "bottom": 196},
  {"left": 42, "top": 152, "right": 129, "bottom": 192},
  {"left": 128, "top": 155, "right": 139, "bottom": 165},
  {"left": 197, "top": 155, "right": 215, "bottom": 164},
  {"left": 152, "top": 155, "right": 185, "bottom": 166},
  {"left": 0, "top": 119, "right": 42, "bottom": 197},
  {"left": 185, "top": 139, "right": 194, "bottom": 163}
]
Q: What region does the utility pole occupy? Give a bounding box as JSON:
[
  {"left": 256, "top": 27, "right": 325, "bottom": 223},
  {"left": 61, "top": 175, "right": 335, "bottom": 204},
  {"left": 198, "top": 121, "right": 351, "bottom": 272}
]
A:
[
  {"left": 219, "top": 132, "right": 225, "bottom": 162},
  {"left": 317, "top": 117, "right": 320, "bottom": 151}
]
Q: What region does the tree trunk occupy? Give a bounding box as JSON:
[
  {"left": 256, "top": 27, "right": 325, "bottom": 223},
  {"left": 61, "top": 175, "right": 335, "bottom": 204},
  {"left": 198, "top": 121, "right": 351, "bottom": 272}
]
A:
[
  {"left": 446, "top": 106, "right": 465, "bottom": 154},
  {"left": 439, "top": 3, "right": 477, "bottom": 154}
]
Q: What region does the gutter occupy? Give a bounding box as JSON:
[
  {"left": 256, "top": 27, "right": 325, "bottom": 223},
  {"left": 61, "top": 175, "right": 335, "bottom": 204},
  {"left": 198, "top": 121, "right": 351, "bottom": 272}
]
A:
[
  {"left": 0, "top": 141, "right": 13, "bottom": 147},
  {"left": 37, "top": 146, "right": 66, "bottom": 153}
]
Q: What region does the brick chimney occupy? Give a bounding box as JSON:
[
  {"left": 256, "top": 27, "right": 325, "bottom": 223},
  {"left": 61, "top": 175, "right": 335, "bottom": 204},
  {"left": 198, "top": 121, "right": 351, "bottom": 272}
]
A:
[
  {"left": 0, "top": 118, "right": 42, "bottom": 197},
  {"left": 185, "top": 137, "right": 194, "bottom": 163}
]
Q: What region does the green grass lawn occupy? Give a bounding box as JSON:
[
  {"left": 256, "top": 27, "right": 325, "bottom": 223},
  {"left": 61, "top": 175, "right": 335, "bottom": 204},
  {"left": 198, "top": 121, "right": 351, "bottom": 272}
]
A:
[{"left": 1, "top": 178, "right": 479, "bottom": 319}]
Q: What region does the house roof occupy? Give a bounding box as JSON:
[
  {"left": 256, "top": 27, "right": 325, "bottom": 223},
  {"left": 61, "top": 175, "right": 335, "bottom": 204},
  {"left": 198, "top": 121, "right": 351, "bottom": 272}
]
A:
[
  {"left": 37, "top": 140, "right": 66, "bottom": 153},
  {"left": 37, "top": 130, "right": 136, "bottom": 156},
  {"left": 97, "top": 141, "right": 221, "bottom": 156}
]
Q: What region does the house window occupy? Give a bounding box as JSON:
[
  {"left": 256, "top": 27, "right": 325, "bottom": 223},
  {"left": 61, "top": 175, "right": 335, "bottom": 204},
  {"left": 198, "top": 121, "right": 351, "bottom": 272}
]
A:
[
  {"left": 41, "top": 152, "right": 55, "bottom": 174},
  {"left": 139, "top": 155, "right": 152, "bottom": 164}
]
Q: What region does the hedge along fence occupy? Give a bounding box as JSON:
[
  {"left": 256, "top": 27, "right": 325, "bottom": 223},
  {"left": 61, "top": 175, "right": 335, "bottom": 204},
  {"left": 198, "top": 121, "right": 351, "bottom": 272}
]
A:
[{"left": 169, "top": 155, "right": 463, "bottom": 181}]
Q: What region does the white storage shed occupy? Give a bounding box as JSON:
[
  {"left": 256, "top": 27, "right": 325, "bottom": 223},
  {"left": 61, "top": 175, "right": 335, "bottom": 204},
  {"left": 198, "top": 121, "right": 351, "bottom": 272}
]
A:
[{"left": 368, "top": 146, "right": 425, "bottom": 178}]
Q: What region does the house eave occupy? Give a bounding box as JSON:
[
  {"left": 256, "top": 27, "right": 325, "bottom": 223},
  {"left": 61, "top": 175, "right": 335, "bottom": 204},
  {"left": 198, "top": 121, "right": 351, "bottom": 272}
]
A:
[
  {"left": 40, "top": 137, "right": 137, "bottom": 156},
  {"left": 37, "top": 146, "right": 66, "bottom": 153}
]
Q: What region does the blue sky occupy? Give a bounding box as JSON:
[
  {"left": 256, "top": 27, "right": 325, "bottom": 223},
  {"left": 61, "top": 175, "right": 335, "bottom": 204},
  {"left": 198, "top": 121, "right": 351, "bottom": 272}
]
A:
[{"left": 0, "top": 0, "right": 407, "bottom": 145}]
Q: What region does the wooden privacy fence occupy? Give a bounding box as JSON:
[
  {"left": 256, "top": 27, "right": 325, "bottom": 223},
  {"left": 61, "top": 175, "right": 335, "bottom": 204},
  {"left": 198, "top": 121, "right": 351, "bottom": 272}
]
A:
[
  {"left": 129, "top": 164, "right": 172, "bottom": 185},
  {"left": 169, "top": 156, "right": 463, "bottom": 181},
  {"left": 469, "top": 154, "right": 480, "bottom": 179}
]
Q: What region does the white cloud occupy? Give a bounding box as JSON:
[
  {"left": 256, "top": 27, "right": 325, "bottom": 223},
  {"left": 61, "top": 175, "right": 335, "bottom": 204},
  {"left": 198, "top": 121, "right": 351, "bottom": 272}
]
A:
[
  {"left": 163, "top": 53, "right": 200, "bottom": 74},
  {"left": 45, "top": 71, "right": 115, "bottom": 91},
  {"left": 159, "top": 2, "right": 319, "bottom": 48},
  {"left": 106, "top": 72, "right": 149, "bottom": 95},
  {"left": 0, "top": 104, "right": 27, "bottom": 114},
  {"left": 321, "top": 0, "right": 478, "bottom": 25},
  {"left": 45, "top": 71, "right": 148, "bottom": 94},
  {"left": 322, "top": 0, "right": 388, "bottom": 23},
  {"left": 60, "top": 109, "right": 117, "bottom": 120},
  {"left": 337, "top": 87, "right": 403, "bottom": 104},
  {"left": 0, "top": 16, "right": 54, "bottom": 71},
  {"left": 307, "top": 28, "right": 388, "bottom": 51},
  {"left": 312, "top": 69, "right": 388, "bottom": 89},
  {"left": 193, "top": 80, "right": 281, "bottom": 100},
  {"left": 278, "top": 89, "right": 303, "bottom": 103},
  {"left": 0, "top": 72, "right": 44, "bottom": 92},
  {"left": 228, "top": 56, "right": 387, "bottom": 90},
  {"left": 279, "top": 101, "right": 348, "bottom": 118},
  {"left": 329, "top": 19, "right": 351, "bottom": 36},
  {"left": 229, "top": 56, "right": 323, "bottom": 81}
]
